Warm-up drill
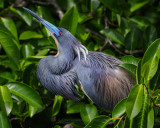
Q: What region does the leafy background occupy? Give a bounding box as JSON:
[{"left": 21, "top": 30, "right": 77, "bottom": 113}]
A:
[{"left": 0, "top": 0, "right": 160, "bottom": 128}]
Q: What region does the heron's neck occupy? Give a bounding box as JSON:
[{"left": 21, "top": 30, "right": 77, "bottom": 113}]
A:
[
  {"left": 57, "top": 44, "right": 74, "bottom": 62},
  {"left": 51, "top": 34, "right": 75, "bottom": 73}
]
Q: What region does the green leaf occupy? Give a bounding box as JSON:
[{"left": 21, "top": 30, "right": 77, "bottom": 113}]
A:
[
  {"left": 0, "top": 24, "right": 20, "bottom": 69},
  {"left": 112, "top": 98, "right": 127, "bottom": 119},
  {"left": 147, "top": 108, "right": 154, "bottom": 128},
  {"left": 0, "top": 86, "right": 13, "bottom": 115},
  {"left": 36, "top": 49, "right": 49, "bottom": 56},
  {"left": 126, "top": 84, "right": 144, "bottom": 119},
  {"left": 29, "top": 105, "right": 38, "bottom": 118},
  {"left": 143, "top": 25, "right": 157, "bottom": 51},
  {"left": 119, "top": 17, "right": 131, "bottom": 36},
  {"left": 80, "top": 104, "right": 98, "bottom": 125},
  {"left": 120, "top": 55, "right": 139, "bottom": 77},
  {"left": 120, "top": 63, "right": 137, "bottom": 77},
  {"left": 150, "top": 62, "right": 160, "bottom": 90},
  {"left": 124, "top": 28, "right": 141, "bottom": 51},
  {"left": 131, "top": 93, "right": 150, "bottom": 128},
  {"left": 99, "top": 0, "right": 129, "bottom": 14},
  {"left": 78, "top": 13, "right": 93, "bottom": 24},
  {"left": 0, "top": 72, "right": 14, "bottom": 81},
  {"left": 120, "top": 17, "right": 130, "bottom": 36},
  {"left": 23, "top": 64, "right": 36, "bottom": 85},
  {"left": 0, "top": 0, "right": 4, "bottom": 8},
  {"left": 0, "top": 111, "right": 12, "bottom": 128},
  {"left": 141, "top": 39, "right": 160, "bottom": 81},
  {"left": 21, "top": 44, "right": 34, "bottom": 58},
  {"left": 136, "top": 60, "right": 143, "bottom": 84},
  {"left": 59, "top": 6, "right": 79, "bottom": 35},
  {"left": 90, "top": 0, "right": 100, "bottom": 12},
  {"left": 66, "top": 100, "right": 83, "bottom": 114},
  {"left": 26, "top": 56, "right": 45, "bottom": 62},
  {"left": 52, "top": 95, "right": 63, "bottom": 117},
  {"left": 129, "top": 16, "right": 150, "bottom": 30},
  {"left": 19, "top": 31, "right": 43, "bottom": 40},
  {"left": 76, "top": 24, "right": 89, "bottom": 42},
  {"left": 85, "top": 115, "right": 111, "bottom": 128},
  {"left": 129, "top": 0, "right": 150, "bottom": 12},
  {"left": 121, "top": 55, "right": 140, "bottom": 66},
  {"left": 124, "top": 116, "right": 131, "bottom": 128},
  {"left": 6, "top": 82, "right": 44, "bottom": 108},
  {"left": 0, "top": 17, "right": 18, "bottom": 40},
  {"left": 100, "top": 29, "right": 124, "bottom": 45},
  {"left": 10, "top": 7, "right": 32, "bottom": 26}
]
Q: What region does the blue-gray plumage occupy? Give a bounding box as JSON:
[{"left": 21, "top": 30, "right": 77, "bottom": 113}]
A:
[{"left": 23, "top": 7, "right": 135, "bottom": 110}]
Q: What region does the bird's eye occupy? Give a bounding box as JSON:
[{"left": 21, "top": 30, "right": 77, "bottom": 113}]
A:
[{"left": 59, "top": 32, "right": 62, "bottom": 35}]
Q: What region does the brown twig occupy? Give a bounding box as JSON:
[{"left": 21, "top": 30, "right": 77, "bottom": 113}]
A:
[
  {"left": 86, "top": 28, "right": 126, "bottom": 55},
  {"left": 155, "top": 104, "right": 160, "bottom": 108},
  {"left": 30, "top": 0, "right": 50, "bottom": 6},
  {"left": 86, "top": 28, "right": 105, "bottom": 39},
  {"left": 104, "top": 7, "right": 109, "bottom": 29},
  {"left": 125, "top": 49, "right": 143, "bottom": 54},
  {"left": 48, "top": 0, "right": 64, "bottom": 19},
  {"left": 98, "top": 38, "right": 109, "bottom": 52},
  {"left": 11, "top": 0, "right": 26, "bottom": 7}
]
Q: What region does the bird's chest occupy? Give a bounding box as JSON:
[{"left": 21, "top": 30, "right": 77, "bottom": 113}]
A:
[{"left": 44, "top": 56, "right": 72, "bottom": 74}]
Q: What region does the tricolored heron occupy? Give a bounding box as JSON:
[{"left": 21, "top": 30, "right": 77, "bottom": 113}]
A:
[{"left": 23, "top": 7, "right": 135, "bottom": 110}]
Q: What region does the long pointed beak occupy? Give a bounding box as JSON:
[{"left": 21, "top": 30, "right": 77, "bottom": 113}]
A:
[{"left": 23, "top": 7, "right": 61, "bottom": 36}]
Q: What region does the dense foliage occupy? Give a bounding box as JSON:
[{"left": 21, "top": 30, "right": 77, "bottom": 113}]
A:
[{"left": 0, "top": 0, "right": 160, "bottom": 127}]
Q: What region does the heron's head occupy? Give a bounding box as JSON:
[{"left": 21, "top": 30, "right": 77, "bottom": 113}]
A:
[{"left": 23, "top": 7, "right": 88, "bottom": 61}]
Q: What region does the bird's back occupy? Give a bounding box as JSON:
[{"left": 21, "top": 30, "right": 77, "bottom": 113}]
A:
[{"left": 76, "top": 51, "right": 135, "bottom": 110}]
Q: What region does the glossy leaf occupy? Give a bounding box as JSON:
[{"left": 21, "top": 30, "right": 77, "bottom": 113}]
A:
[
  {"left": 0, "top": 72, "right": 14, "bottom": 81},
  {"left": 0, "top": 17, "right": 18, "bottom": 40},
  {"left": 112, "top": 98, "right": 127, "bottom": 119},
  {"left": 126, "top": 84, "right": 144, "bottom": 119},
  {"left": 131, "top": 93, "right": 150, "bottom": 128},
  {"left": 6, "top": 82, "right": 44, "bottom": 108},
  {"left": 26, "top": 56, "right": 45, "bottom": 62},
  {"left": 141, "top": 39, "right": 160, "bottom": 81},
  {"left": 52, "top": 95, "right": 63, "bottom": 117},
  {"left": 99, "top": 0, "right": 128, "bottom": 14},
  {"left": 0, "top": 111, "right": 12, "bottom": 128},
  {"left": 85, "top": 115, "right": 111, "bottom": 128},
  {"left": 23, "top": 64, "right": 36, "bottom": 85},
  {"left": 120, "top": 63, "right": 137, "bottom": 77},
  {"left": 120, "top": 17, "right": 130, "bottom": 36},
  {"left": 143, "top": 25, "right": 157, "bottom": 51},
  {"left": 80, "top": 104, "right": 98, "bottom": 125},
  {"left": 21, "top": 44, "right": 34, "bottom": 58},
  {"left": 124, "top": 116, "right": 131, "bottom": 128},
  {"left": 150, "top": 62, "right": 160, "bottom": 90},
  {"left": 19, "top": 31, "right": 43, "bottom": 40},
  {"left": 129, "top": 16, "right": 150, "bottom": 30},
  {"left": 66, "top": 100, "right": 84, "bottom": 114},
  {"left": 29, "top": 105, "right": 38, "bottom": 118},
  {"left": 59, "top": 6, "right": 79, "bottom": 35},
  {"left": 121, "top": 55, "right": 140, "bottom": 66},
  {"left": 36, "top": 49, "right": 49, "bottom": 56},
  {"left": 0, "top": 86, "right": 13, "bottom": 115},
  {"left": 100, "top": 29, "right": 124, "bottom": 45},
  {"left": 147, "top": 108, "right": 154, "bottom": 128},
  {"left": 129, "top": 0, "right": 150, "bottom": 12},
  {"left": 10, "top": 7, "right": 32, "bottom": 26},
  {"left": 124, "top": 28, "right": 141, "bottom": 51},
  {"left": 136, "top": 60, "right": 143, "bottom": 84},
  {"left": 0, "top": 24, "right": 20, "bottom": 69}
]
